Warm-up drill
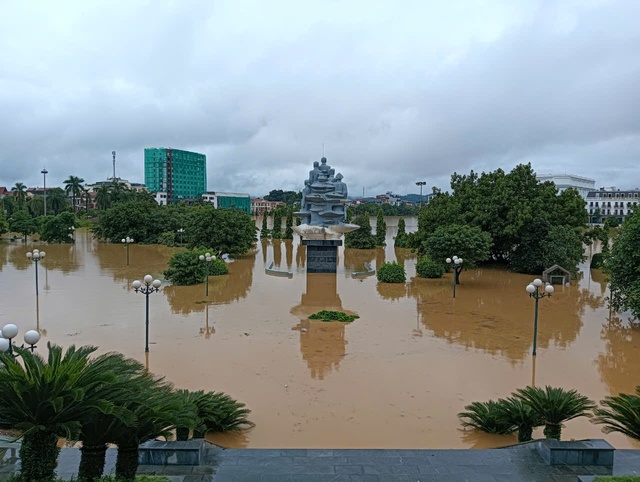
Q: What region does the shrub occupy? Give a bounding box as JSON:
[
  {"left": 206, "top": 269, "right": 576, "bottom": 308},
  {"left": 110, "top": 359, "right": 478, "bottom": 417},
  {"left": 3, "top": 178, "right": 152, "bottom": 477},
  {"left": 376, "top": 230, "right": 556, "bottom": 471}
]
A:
[
  {"left": 308, "top": 310, "right": 359, "bottom": 323},
  {"left": 416, "top": 257, "right": 444, "bottom": 278},
  {"left": 158, "top": 231, "right": 177, "bottom": 247},
  {"left": 377, "top": 262, "right": 406, "bottom": 283},
  {"left": 164, "top": 248, "right": 228, "bottom": 286},
  {"left": 590, "top": 252, "right": 604, "bottom": 269}
]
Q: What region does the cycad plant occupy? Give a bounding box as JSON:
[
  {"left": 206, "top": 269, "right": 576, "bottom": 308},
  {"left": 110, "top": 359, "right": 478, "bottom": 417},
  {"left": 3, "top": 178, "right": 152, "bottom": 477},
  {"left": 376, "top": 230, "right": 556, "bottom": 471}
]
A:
[
  {"left": 76, "top": 357, "right": 148, "bottom": 482},
  {"left": 110, "top": 378, "right": 187, "bottom": 481},
  {"left": 174, "top": 390, "right": 254, "bottom": 440},
  {"left": 0, "top": 344, "right": 124, "bottom": 482},
  {"left": 592, "top": 387, "right": 640, "bottom": 442},
  {"left": 514, "top": 386, "right": 596, "bottom": 440},
  {"left": 497, "top": 397, "right": 544, "bottom": 443},
  {"left": 458, "top": 400, "right": 516, "bottom": 435}
]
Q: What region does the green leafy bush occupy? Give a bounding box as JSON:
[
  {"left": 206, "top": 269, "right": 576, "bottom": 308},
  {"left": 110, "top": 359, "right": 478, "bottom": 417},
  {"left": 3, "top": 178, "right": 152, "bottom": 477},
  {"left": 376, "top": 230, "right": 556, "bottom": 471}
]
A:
[
  {"left": 308, "top": 310, "right": 359, "bottom": 323},
  {"left": 164, "top": 248, "right": 228, "bottom": 286},
  {"left": 158, "top": 231, "right": 177, "bottom": 247},
  {"left": 590, "top": 252, "right": 604, "bottom": 269},
  {"left": 394, "top": 218, "right": 410, "bottom": 248},
  {"left": 377, "top": 262, "right": 406, "bottom": 283},
  {"left": 345, "top": 213, "right": 376, "bottom": 249},
  {"left": 416, "top": 257, "right": 444, "bottom": 278}
]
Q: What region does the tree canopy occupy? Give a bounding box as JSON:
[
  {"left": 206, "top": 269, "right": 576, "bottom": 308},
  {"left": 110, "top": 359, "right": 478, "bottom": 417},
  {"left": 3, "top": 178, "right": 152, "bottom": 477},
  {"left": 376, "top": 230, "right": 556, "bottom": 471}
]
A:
[
  {"left": 263, "top": 189, "right": 302, "bottom": 205},
  {"left": 410, "top": 164, "right": 588, "bottom": 274},
  {"left": 604, "top": 210, "right": 640, "bottom": 319}
]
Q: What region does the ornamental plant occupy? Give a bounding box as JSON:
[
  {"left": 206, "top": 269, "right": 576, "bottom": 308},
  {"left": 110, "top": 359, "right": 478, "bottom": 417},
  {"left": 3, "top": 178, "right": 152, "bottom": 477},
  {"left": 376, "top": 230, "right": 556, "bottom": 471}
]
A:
[
  {"left": 416, "top": 257, "right": 444, "bottom": 278},
  {"left": 377, "top": 262, "right": 406, "bottom": 283}
]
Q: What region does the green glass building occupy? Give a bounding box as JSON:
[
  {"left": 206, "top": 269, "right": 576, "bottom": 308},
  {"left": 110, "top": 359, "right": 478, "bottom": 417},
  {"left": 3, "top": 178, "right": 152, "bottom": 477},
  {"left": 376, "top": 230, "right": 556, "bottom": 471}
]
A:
[{"left": 144, "top": 148, "right": 207, "bottom": 201}]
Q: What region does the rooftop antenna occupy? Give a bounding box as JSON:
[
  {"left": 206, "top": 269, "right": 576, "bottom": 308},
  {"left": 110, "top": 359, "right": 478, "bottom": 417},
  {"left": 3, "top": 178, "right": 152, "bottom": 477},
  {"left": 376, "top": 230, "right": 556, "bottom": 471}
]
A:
[{"left": 112, "top": 151, "right": 116, "bottom": 179}]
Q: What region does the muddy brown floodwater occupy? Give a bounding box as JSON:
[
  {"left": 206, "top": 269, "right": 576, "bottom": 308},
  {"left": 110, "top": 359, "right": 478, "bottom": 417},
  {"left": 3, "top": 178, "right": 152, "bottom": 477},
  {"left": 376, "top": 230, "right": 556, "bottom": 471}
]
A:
[{"left": 0, "top": 217, "right": 638, "bottom": 450}]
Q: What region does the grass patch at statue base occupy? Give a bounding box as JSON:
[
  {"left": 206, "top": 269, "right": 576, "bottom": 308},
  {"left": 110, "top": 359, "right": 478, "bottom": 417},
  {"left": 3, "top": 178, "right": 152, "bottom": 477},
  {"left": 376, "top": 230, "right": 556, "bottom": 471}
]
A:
[{"left": 308, "top": 310, "right": 359, "bottom": 323}]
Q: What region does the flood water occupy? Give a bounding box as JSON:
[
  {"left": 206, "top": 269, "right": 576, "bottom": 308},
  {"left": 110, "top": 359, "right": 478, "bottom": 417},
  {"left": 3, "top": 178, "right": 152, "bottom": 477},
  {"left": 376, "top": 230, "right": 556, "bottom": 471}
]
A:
[{"left": 0, "top": 217, "right": 638, "bottom": 450}]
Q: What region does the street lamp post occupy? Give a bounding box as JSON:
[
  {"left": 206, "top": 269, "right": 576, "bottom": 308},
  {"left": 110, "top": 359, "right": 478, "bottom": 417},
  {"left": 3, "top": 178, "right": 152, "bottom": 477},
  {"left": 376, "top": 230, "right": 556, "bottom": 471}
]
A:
[
  {"left": 177, "top": 228, "right": 185, "bottom": 245},
  {"left": 526, "top": 278, "right": 555, "bottom": 357},
  {"left": 68, "top": 226, "right": 75, "bottom": 242},
  {"left": 415, "top": 181, "right": 426, "bottom": 207},
  {"left": 122, "top": 237, "right": 134, "bottom": 265},
  {"left": 199, "top": 252, "right": 216, "bottom": 297},
  {"left": 0, "top": 324, "right": 41, "bottom": 355},
  {"left": 445, "top": 256, "right": 464, "bottom": 298},
  {"left": 26, "top": 249, "right": 46, "bottom": 296},
  {"left": 131, "top": 275, "right": 162, "bottom": 353},
  {"left": 41, "top": 168, "right": 48, "bottom": 217}
]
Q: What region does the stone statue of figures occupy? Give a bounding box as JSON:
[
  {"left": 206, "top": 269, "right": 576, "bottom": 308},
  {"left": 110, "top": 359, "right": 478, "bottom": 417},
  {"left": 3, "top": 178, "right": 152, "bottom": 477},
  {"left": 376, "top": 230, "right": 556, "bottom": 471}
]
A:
[{"left": 295, "top": 157, "right": 350, "bottom": 227}]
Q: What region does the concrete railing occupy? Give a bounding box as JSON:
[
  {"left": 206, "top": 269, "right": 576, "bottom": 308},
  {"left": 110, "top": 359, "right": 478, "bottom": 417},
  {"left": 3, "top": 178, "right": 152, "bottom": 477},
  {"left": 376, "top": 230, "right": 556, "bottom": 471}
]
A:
[
  {"left": 265, "top": 261, "right": 293, "bottom": 278},
  {"left": 351, "top": 262, "right": 375, "bottom": 278}
]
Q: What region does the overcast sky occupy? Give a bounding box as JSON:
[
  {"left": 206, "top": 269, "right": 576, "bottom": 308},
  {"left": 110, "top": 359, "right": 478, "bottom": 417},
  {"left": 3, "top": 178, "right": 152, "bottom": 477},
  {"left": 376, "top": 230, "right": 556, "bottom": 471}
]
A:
[{"left": 1, "top": 0, "right": 638, "bottom": 197}]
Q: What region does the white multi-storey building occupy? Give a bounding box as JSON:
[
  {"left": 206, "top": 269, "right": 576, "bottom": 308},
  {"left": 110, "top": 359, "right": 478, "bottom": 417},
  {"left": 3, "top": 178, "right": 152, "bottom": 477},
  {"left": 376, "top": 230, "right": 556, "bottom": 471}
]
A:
[
  {"left": 536, "top": 173, "right": 596, "bottom": 199},
  {"left": 586, "top": 188, "right": 639, "bottom": 224}
]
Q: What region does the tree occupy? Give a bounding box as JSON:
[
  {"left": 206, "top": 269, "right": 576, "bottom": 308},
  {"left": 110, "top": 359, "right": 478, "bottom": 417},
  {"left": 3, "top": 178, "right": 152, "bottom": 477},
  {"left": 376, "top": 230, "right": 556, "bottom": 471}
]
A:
[
  {"left": 497, "top": 397, "right": 544, "bottom": 443},
  {"left": 9, "top": 209, "right": 38, "bottom": 241},
  {"left": 93, "top": 199, "right": 168, "bottom": 244},
  {"left": 48, "top": 187, "right": 70, "bottom": 214},
  {"left": 593, "top": 386, "right": 640, "bottom": 442},
  {"left": 604, "top": 210, "right": 640, "bottom": 318},
  {"left": 458, "top": 400, "right": 516, "bottom": 435},
  {"left": 271, "top": 207, "right": 283, "bottom": 239},
  {"left": 263, "top": 189, "right": 302, "bottom": 205},
  {"left": 260, "top": 213, "right": 269, "bottom": 239},
  {"left": 394, "top": 218, "right": 409, "bottom": 248},
  {"left": 416, "top": 257, "right": 444, "bottom": 278},
  {"left": 64, "top": 175, "right": 85, "bottom": 211},
  {"left": 28, "top": 195, "right": 45, "bottom": 217},
  {"left": 423, "top": 224, "right": 492, "bottom": 283},
  {"left": 95, "top": 184, "right": 112, "bottom": 210},
  {"left": 0, "top": 344, "right": 127, "bottom": 482},
  {"left": 186, "top": 205, "right": 257, "bottom": 257},
  {"left": 345, "top": 213, "right": 375, "bottom": 249},
  {"left": 0, "top": 208, "right": 8, "bottom": 236},
  {"left": 375, "top": 208, "right": 386, "bottom": 246},
  {"left": 377, "top": 262, "right": 405, "bottom": 283},
  {"left": 11, "top": 182, "right": 27, "bottom": 207},
  {"left": 163, "top": 248, "right": 228, "bottom": 286},
  {"left": 284, "top": 210, "right": 294, "bottom": 239},
  {"left": 514, "top": 386, "right": 595, "bottom": 440},
  {"left": 40, "top": 212, "right": 77, "bottom": 244}
]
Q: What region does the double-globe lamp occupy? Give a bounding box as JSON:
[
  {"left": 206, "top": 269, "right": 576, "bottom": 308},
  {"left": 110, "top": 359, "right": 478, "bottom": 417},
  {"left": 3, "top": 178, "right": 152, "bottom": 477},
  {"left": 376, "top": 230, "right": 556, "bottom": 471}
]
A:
[
  {"left": 122, "top": 236, "right": 134, "bottom": 265},
  {"left": 132, "top": 275, "right": 162, "bottom": 353},
  {"left": 445, "top": 256, "right": 463, "bottom": 298},
  {"left": 199, "top": 253, "right": 216, "bottom": 297},
  {"left": 526, "top": 278, "right": 554, "bottom": 357},
  {"left": 26, "top": 249, "right": 46, "bottom": 296},
  {"left": 0, "top": 324, "right": 40, "bottom": 354}
]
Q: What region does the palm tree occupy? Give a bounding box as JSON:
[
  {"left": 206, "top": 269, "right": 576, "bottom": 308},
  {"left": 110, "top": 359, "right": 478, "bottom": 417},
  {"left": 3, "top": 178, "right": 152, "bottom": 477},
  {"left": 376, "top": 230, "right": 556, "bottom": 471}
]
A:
[
  {"left": 497, "top": 397, "right": 544, "bottom": 443},
  {"left": 48, "top": 187, "right": 69, "bottom": 214},
  {"left": 95, "top": 184, "right": 112, "bottom": 210},
  {"left": 64, "top": 175, "right": 85, "bottom": 211},
  {"left": 458, "top": 400, "right": 516, "bottom": 435},
  {"left": 0, "top": 344, "right": 126, "bottom": 481},
  {"left": 514, "top": 386, "right": 596, "bottom": 440},
  {"left": 592, "top": 387, "right": 640, "bottom": 442},
  {"left": 11, "top": 182, "right": 27, "bottom": 207}
]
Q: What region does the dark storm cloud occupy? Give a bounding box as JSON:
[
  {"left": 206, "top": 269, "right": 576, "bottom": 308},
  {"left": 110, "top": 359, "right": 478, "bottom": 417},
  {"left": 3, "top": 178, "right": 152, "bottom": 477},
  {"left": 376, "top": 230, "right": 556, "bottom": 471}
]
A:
[{"left": 0, "top": 0, "right": 638, "bottom": 196}]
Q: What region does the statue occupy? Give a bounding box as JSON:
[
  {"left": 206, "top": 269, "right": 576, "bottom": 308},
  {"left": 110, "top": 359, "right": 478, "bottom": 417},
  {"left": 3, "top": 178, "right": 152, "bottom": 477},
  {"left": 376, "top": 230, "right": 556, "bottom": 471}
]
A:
[{"left": 294, "top": 157, "right": 359, "bottom": 242}]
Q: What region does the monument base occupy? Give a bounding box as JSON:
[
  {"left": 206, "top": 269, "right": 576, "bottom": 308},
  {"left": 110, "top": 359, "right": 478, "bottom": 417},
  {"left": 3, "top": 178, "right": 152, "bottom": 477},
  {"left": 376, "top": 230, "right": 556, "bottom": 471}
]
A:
[{"left": 302, "top": 239, "right": 342, "bottom": 273}]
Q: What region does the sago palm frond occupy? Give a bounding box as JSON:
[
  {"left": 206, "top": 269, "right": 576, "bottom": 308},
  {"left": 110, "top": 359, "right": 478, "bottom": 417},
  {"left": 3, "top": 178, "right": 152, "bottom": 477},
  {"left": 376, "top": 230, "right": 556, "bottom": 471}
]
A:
[
  {"left": 593, "top": 387, "right": 640, "bottom": 441},
  {"left": 458, "top": 400, "right": 516, "bottom": 435}
]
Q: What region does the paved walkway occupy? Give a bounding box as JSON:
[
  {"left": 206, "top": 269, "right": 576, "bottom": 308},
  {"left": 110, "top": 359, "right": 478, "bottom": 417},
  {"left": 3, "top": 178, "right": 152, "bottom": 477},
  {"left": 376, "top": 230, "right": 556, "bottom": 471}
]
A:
[{"left": 3, "top": 442, "right": 640, "bottom": 481}]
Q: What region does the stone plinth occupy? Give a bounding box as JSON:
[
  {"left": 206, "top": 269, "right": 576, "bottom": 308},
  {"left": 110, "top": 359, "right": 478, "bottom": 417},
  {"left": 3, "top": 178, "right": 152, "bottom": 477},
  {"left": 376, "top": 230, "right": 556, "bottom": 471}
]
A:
[
  {"left": 536, "top": 439, "right": 614, "bottom": 466},
  {"left": 302, "top": 239, "right": 342, "bottom": 273},
  {"left": 138, "top": 439, "right": 206, "bottom": 465}
]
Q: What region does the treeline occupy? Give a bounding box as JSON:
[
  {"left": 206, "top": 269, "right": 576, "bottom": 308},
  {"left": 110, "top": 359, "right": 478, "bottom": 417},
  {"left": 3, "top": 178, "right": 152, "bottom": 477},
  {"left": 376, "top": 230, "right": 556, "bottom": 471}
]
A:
[
  {"left": 93, "top": 199, "right": 257, "bottom": 257},
  {"left": 408, "top": 164, "right": 588, "bottom": 275}
]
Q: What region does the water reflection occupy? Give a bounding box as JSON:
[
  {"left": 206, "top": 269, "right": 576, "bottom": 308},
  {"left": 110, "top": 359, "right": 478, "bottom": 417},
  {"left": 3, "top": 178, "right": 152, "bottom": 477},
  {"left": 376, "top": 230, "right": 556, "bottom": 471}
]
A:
[
  {"left": 375, "top": 247, "right": 385, "bottom": 270},
  {"left": 272, "top": 240, "right": 282, "bottom": 267},
  {"left": 598, "top": 316, "right": 640, "bottom": 396},
  {"left": 164, "top": 254, "right": 255, "bottom": 314},
  {"left": 394, "top": 247, "right": 415, "bottom": 267},
  {"left": 407, "top": 268, "right": 584, "bottom": 363},
  {"left": 291, "top": 274, "right": 355, "bottom": 380},
  {"left": 377, "top": 282, "right": 407, "bottom": 301},
  {"left": 199, "top": 303, "right": 215, "bottom": 339},
  {"left": 285, "top": 240, "right": 293, "bottom": 270},
  {"left": 343, "top": 248, "right": 375, "bottom": 275},
  {"left": 0, "top": 242, "right": 8, "bottom": 272},
  {"left": 93, "top": 242, "right": 174, "bottom": 283},
  {"left": 295, "top": 242, "right": 306, "bottom": 269}
]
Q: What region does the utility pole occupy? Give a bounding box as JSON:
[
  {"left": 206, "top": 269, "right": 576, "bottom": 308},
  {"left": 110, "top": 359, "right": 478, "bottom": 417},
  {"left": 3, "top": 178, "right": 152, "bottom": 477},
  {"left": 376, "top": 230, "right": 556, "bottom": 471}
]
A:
[
  {"left": 41, "top": 168, "right": 48, "bottom": 216},
  {"left": 112, "top": 151, "right": 116, "bottom": 179}
]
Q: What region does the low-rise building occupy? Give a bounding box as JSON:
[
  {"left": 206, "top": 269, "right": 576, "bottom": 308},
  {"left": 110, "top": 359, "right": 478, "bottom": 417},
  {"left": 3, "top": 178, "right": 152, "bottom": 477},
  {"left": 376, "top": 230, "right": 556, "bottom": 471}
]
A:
[
  {"left": 586, "top": 188, "right": 639, "bottom": 224},
  {"left": 251, "top": 198, "right": 286, "bottom": 215}
]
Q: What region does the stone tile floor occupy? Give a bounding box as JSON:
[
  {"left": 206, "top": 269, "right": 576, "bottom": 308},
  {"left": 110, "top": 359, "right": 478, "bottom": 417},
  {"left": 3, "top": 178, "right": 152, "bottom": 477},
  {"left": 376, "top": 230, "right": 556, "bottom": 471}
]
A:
[{"left": 2, "top": 441, "right": 640, "bottom": 482}]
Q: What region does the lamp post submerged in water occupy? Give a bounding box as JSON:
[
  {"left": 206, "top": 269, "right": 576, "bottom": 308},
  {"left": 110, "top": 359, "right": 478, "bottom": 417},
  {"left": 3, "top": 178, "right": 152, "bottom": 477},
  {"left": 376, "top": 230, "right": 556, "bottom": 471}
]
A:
[
  {"left": 132, "top": 275, "right": 162, "bottom": 353},
  {"left": 122, "top": 237, "right": 134, "bottom": 265},
  {"left": 445, "top": 256, "right": 463, "bottom": 298},
  {"left": 526, "top": 278, "right": 554, "bottom": 357},
  {"left": 0, "top": 324, "right": 40, "bottom": 355},
  {"left": 26, "top": 249, "right": 46, "bottom": 296},
  {"left": 199, "top": 253, "right": 216, "bottom": 297}
]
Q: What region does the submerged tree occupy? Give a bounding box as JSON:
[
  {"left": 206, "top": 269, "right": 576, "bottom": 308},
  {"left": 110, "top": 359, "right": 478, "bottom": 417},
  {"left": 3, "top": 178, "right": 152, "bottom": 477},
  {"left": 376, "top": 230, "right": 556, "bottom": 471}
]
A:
[{"left": 375, "top": 208, "right": 386, "bottom": 246}]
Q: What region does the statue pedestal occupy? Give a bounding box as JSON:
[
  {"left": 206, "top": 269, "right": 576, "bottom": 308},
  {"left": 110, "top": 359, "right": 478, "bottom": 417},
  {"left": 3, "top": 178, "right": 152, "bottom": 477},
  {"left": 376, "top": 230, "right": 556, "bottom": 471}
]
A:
[{"left": 302, "top": 239, "right": 342, "bottom": 273}]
